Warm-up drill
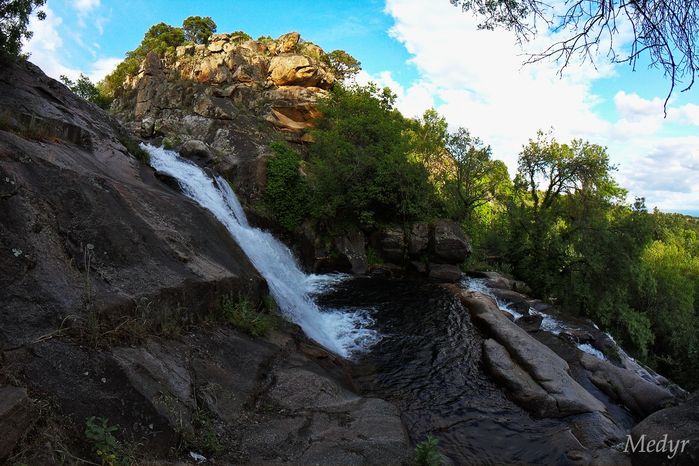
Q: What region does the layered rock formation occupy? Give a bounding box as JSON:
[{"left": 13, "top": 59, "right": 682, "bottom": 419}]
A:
[
  {"left": 112, "top": 31, "right": 337, "bottom": 199},
  {"left": 0, "top": 60, "right": 410, "bottom": 464},
  {"left": 0, "top": 60, "right": 265, "bottom": 349}
]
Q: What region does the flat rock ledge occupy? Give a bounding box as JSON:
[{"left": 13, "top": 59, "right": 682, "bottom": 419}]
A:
[{"left": 449, "top": 287, "right": 606, "bottom": 418}]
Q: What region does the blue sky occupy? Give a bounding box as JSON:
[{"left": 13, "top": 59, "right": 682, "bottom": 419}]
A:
[{"left": 24, "top": 0, "right": 699, "bottom": 214}]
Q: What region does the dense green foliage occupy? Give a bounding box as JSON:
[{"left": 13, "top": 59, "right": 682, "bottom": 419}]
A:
[
  {"left": 325, "top": 49, "right": 362, "bottom": 80},
  {"left": 262, "top": 81, "right": 699, "bottom": 388},
  {"left": 0, "top": 0, "right": 45, "bottom": 61},
  {"left": 220, "top": 294, "right": 275, "bottom": 337},
  {"left": 182, "top": 15, "right": 216, "bottom": 44},
  {"left": 265, "top": 141, "right": 310, "bottom": 231},
  {"left": 307, "top": 83, "right": 435, "bottom": 231},
  {"left": 60, "top": 73, "right": 112, "bottom": 109},
  {"left": 102, "top": 16, "right": 216, "bottom": 97}
]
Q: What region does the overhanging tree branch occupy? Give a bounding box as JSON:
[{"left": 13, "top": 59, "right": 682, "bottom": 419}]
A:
[{"left": 450, "top": 0, "right": 699, "bottom": 114}]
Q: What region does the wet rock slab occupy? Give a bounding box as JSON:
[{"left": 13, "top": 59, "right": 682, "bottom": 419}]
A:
[{"left": 455, "top": 290, "right": 606, "bottom": 417}]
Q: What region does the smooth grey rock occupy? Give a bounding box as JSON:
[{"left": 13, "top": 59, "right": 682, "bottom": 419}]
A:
[
  {"left": 432, "top": 219, "right": 471, "bottom": 264},
  {"left": 334, "top": 230, "right": 368, "bottom": 275},
  {"left": 516, "top": 314, "right": 543, "bottom": 332},
  {"left": 380, "top": 229, "right": 405, "bottom": 264},
  {"left": 630, "top": 391, "right": 699, "bottom": 466},
  {"left": 454, "top": 290, "right": 607, "bottom": 417},
  {"left": 580, "top": 353, "right": 675, "bottom": 418},
  {"left": 408, "top": 222, "right": 429, "bottom": 257},
  {"left": 0, "top": 386, "right": 31, "bottom": 460},
  {"left": 428, "top": 263, "right": 462, "bottom": 282}
]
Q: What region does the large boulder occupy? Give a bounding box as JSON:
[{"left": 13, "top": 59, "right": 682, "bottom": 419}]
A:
[
  {"left": 380, "top": 229, "right": 405, "bottom": 264},
  {"left": 268, "top": 55, "right": 335, "bottom": 88},
  {"left": 629, "top": 392, "right": 699, "bottom": 466},
  {"left": 580, "top": 353, "right": 675, "bottom": 418},
  {"left": 453, "top": 290, "right": 607, "bottom": 417},
  {"left": 428, "top": 263, "right": 462, "bottom": 282},
  {"left": 407, "top": 222, "right": 429, "bottom": 258},
  {"left": 275, "top": 31, "right": 301, "bottom": 54},
  {"left": 134, "top": 51, "right": 165, "bottom": 119},
  {"left": 333, "top": 230, "right": 368, "bottom": 275},
  {"left": 432, "top": 220, "right": 471, "bottom": 264}
]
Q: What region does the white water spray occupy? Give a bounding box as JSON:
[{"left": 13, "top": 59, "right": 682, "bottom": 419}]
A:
[{"left": 144, "top": 144, "right": 380, "bottom": 357}]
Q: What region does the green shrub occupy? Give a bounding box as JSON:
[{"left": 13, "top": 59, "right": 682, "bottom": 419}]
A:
[
  {"left": 230, "top": 30, "right": 252, "bottom": 42},
  {"left": 119, "top": 135, "right": 150, "bottom": 164},
  {"left": 85, "top": 416, "right": 120, "bottom": 465},
  {"left": 60, "top": 74, "right": 112, "bottom": 109},
  {"left": 264, "top": 141, "right": 310, "bottom": 231},
  {"left": 220, "top": 294, "right": 274, "bottom": 337},
  {"left": 415, "top": 435, "right": 442, "bottom": 466}
]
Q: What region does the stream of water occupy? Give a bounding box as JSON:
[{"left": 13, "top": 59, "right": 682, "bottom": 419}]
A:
[
  {"left": 318, "top": 278, "right": 579, "bottom": 465},
  {"left": 144, "top": 144, "right": 379, "bottom": 358},
  {"left": 145, "top": 144, "right": 658, "bottom": 464}
]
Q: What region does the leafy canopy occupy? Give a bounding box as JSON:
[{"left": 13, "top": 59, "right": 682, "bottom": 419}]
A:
[
  {"left": 182, "top": 15, "right": 216, "bottom": 44},
  {"left": 307, "top": 82, "right": 434, "bottom": 230},
  {"left": 450, "top": 0, "right": 699, "bottom": 111},
  {"left": 0, "top": 0, "right": 45, "bottom": 61},
  {"left": 60, "top": 73, "right": 112, "bottom": 109},
  {"left": 325, "top": 49, "right": 362, "bottom": 80}
]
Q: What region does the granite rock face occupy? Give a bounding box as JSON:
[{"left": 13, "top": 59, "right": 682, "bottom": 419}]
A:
[
  {"left": 112, "top": 32, "right": 338, "bottom": 200},
  {"left": 0, "top": 61, "right": 265, "bottom": 350}
]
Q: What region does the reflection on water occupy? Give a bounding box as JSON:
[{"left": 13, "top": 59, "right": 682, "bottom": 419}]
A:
[{"left": 317, "top": 277, "right": 579, "bottom": 465}]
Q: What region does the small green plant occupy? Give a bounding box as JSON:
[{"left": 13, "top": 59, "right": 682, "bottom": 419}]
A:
[
  {"left": 220, "top": 294, "right": 274, "bottom": 337},
  {"left": 415, "top": 435, "right": 442, "bottom": 466},
  {"left": 186, "top": 410, "right": 224, "bottom": 457},
  {"left": 366, "top": 247, "right": 384, "bottom": 266},
  {"left": 161, "top": 136, "right": 180, "bottom": 150},
  {"left": 119, "top": 135, "right": 150, "bottom": 164},
  {"left": 85, "top": 416, "right": 120, "bottom": 465}
]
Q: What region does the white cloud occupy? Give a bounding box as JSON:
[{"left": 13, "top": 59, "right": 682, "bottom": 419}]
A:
[
  {"left": 379, "top": 0, "right": 699, "bottom": 212},
  {"left": 355, "top": 69, "right": 435, "bottom": 118},
  {"left": 73, "top": 0, "right": 100, "bottom": 15},
  {"left": 617, "top": 137, "right": 699, "bottom": 210},
  {"left": 23, "top": 6, "right": 82, "bottom": 80},
  {"left": 22, "top": 4, "right": 119, "bottom": 84},
  {"left": 88, "top": 57, "right": 121, "bottom": 82},
  {"left": 382, "top": 0, "right": 613, "bottom": 171}
]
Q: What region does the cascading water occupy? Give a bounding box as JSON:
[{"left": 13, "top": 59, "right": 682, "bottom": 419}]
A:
[{"left": 143, "top": 144, "right": 380, "bottom": 358}]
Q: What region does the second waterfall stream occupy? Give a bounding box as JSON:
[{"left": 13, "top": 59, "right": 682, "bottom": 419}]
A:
[{"left": 144, "top": 144, "right": 380, "bottom": 357}]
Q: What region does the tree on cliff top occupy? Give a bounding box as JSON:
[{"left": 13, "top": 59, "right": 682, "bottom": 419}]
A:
[
  {"left": 182, "top": 16, "right": 216, "bottom": 44},
  {"left": 101, "top": 21, "right": 186, "bottom": 97},
  {"left": 326, "top": 49, "right": 361, "bottom": 80},
  {"left": 0, "top": 0, "right": 45, "bottom": 62},
  {"left": 450, "top": 0, "right": 699, "bottom": 111}
]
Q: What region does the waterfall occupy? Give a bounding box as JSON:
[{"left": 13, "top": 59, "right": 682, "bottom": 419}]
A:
[{"left": 144, "top": 144, "right": 380, "bottom": 358}]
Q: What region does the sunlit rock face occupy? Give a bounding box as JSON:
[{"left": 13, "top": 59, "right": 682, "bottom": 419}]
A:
[{"left": 112, "top": 32, "right": 337, "bottom": 200}]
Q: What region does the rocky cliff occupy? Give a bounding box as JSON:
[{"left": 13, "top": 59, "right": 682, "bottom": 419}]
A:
[
  {"left": 0, "top": 60, "right": 410, "bottom": 464},
  {"left": 112, "top": 31, "right": 336, "bottom": 200}
]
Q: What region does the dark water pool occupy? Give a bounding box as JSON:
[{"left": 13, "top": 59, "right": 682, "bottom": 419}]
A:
[{"left": 317, "top": 277, "right": 580, "bottom": 465}]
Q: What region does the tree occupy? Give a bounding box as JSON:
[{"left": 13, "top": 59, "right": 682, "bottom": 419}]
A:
[
  {"left": 182, "top": 16, "right": 216, "bottom": 44},
  {"left": 101, "top": 21, "right": 185, "bottom": 97},
  {"left": 264, "top": 141, "right": 309, "bottom": 231},
  {"left": 308, "top": 83, "right": 433, "bottom": 230},
  {"left": 0, "top": 0, "right": 45, "bottom": 61},
  {"left": 326, "top": 49, "right": 361, "bottom": 80},
  {"left": 514, "top": 131, "right": 616, "bottom": 214},
  {"left": 60, "top": 74, "right": 112, "bottom": 109},
  {"left": 444, "top": 127, "right": 500, "bottom": 220},
  {"left": 450, "top": 0, "right": 699, "bottom": 111}
]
